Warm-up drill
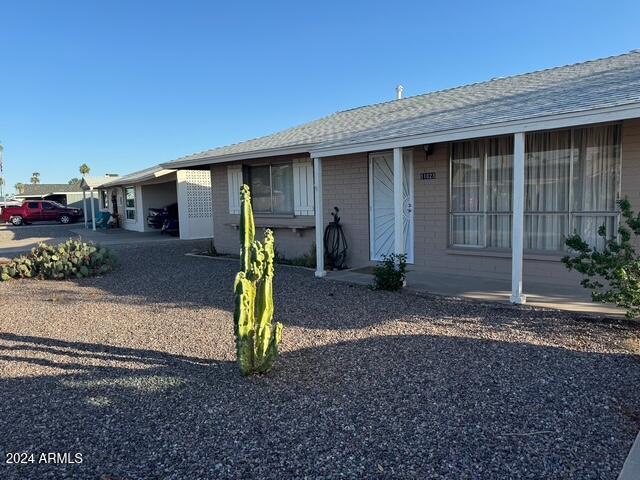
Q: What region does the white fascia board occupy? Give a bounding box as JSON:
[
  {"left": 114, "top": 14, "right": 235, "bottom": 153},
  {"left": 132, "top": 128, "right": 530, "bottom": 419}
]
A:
[
  {"left": 310, "top": 103, "right": 640, "bottom": 157},
  {"left": 160, "top": 144, "right": 316, "bottom": 169},
  {"left": 101, "top": 169, "right": 176, "bottom": 187}
]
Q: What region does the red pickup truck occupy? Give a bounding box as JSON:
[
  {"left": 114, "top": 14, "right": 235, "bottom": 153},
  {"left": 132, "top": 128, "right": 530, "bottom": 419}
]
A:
[{"left": 1, "top": 201, "right": 83, "bottom": 226}]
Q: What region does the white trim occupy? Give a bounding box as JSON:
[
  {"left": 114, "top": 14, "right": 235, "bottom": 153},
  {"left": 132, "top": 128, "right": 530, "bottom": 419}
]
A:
[
  {"left": 123, "top": 185, "right": 137, "bottom": 222},
  {"left": 310, "top": 103, "right": 640, "bottom": 158},
  {"left": 510, "top": 132, "right": 526, "bottom": 304},
  {"left": 161, "top": 145, "right": 316, "bottom": 169},
  {"left": 101, "top": 169, "right": 175, "bottom": 188},
  {"left": 313, "top": 157, "right": 325, "bottom": 277}
]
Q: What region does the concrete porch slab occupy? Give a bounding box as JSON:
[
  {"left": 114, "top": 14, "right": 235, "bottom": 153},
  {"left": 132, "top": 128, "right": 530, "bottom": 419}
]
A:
[{"left": 325, "top": 268, "right": 626, "bottom": 318}]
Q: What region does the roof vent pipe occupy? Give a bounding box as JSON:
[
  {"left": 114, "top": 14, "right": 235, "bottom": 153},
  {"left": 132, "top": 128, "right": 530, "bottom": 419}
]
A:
[{"left": 396, "top": 85, "right": 404, "bottom": 100}]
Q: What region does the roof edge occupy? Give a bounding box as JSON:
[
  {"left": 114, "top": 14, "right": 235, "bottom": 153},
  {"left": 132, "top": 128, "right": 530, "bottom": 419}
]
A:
[
  {"left": 310, "top": 102, "right": 640, "bottom": 158},
  {"left": 161, "top": 144, "right": 315, "bottom": 169}
]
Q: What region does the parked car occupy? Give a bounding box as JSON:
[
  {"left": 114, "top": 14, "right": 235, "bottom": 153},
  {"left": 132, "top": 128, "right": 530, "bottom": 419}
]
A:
[
  {"left": 1, "top": 201, "right": 83, "bottom": 226},
  {"left": 147, "top": 203, "right": 178, "bottom": 229}
]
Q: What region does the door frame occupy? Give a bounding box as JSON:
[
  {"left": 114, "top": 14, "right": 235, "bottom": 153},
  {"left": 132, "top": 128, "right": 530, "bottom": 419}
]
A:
[{"left": 368, "top": 149, "right": 415, "bottom": 263}]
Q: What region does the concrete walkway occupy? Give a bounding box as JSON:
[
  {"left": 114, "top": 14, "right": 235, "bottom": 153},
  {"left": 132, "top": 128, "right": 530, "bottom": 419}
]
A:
[{"left": 327, "top": 267, "right": 625, "bottom": 317}]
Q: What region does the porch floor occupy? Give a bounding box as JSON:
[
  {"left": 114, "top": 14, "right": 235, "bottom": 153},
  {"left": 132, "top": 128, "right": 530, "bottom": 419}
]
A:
[{"left": 325, "top": 268, "right": 625, "bottom": 318}]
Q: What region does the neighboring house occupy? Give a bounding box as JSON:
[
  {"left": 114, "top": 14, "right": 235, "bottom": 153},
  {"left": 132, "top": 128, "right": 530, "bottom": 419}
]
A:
[
  {"left": 14, "top": 182, "right": 91, "bottom": 210},
  {"left": 90, "top": 165, "right": 213, "bottom": 240},
  {"left": 79, "top": 176, "right": 120, "bottom": 229},
  {"left": 149, "top": 50, "right": 639, "bottom": 304}
]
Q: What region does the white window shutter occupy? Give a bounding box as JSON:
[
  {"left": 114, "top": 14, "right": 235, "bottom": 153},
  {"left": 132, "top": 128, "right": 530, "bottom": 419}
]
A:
[
  {"left": 293, "top": 158, "right": 314, "bottom": 215},
  {"left": 227, "top": 166, "right": 243, "bottom": 214}
]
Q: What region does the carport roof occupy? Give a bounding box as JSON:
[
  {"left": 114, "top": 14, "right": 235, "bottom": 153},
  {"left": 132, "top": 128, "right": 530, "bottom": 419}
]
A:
[
  {"left": 99, "top": 165, "right": 175, "bottom": 187},
  {"left": 80, "top": 176, "right": 119, "bottom": 190},
  {"left": 161, "top": 50, "right": 640, "bottom": 167}
]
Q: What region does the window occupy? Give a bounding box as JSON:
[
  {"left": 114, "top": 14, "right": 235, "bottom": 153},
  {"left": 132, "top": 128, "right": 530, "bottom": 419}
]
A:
[
  {"left": 449, "top": 124, "right": 621, "bottom": 252},
  {"left": 101, "top": 190, "right": 108, "bottom": 209},
  {"left": 249, "top": 163, "right": 294, "bottom": 214},
  {"left": 27, "top": 202, "right": 39, "bottom": 209},
  {"left": 450, "top": 136, "right": 513, "bottom": 248},
  {"left": 124, "top": 187, "right": 136, "bottom": 220},
  {"left": 42, "top": 202, "right": 56, "bottom": 210}
]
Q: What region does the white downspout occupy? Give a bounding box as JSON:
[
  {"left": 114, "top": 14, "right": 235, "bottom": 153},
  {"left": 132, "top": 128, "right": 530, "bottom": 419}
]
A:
[
  {"left": 313, "top": 157, "right": 326, "bottom": 278},
  {"left": 511, "top": 132, "right": 526, "bottom": 304}
]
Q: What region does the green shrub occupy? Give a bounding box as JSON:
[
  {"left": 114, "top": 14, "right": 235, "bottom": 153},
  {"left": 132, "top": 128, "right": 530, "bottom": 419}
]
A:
[
  {"left": 562, "top": 197, "right": 640, "bottom": 319},
  {"left": 0, "top": 239, "right": 117, "bottom": 281},
  {"left": 275, "top": 242, "right": 316, "bottom": 269},
  {"left": 373, "top": 253, "right": 407, "bottom": 291}
]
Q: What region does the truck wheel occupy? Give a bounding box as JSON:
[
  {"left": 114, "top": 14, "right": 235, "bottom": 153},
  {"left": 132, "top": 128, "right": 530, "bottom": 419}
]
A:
[
  {"left": 59, "top": 214, "right": 71, "bottom": 224},
  {"left": 11, "top": 216, "right": 23, "bottom": 226}
]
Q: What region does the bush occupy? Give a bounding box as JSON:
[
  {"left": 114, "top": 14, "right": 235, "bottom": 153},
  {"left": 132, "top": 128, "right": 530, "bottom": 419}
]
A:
[
  {"left": 373, "top": 253, "right": 407, "bottom": 291},
  {"left": 562, "top": 197, "right": 640, "bottom": 319},
  {"left": 0, "top": 239, "right": 117, "bottom": 281}
]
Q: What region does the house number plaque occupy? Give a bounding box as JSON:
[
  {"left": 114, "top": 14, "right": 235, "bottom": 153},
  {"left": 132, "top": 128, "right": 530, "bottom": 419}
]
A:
[{"left": 420, "top": 172, "right": 436, "bottom": 180}]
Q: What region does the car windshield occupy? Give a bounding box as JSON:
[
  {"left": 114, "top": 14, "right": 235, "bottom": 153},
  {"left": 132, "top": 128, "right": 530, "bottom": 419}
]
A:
[{"left": 46, "top": 201, "right": 65, "bottom": 208}]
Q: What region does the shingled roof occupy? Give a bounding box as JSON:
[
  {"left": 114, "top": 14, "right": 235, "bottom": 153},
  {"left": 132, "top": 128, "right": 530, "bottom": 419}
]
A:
[
  {"left": 164, "top": 50, "right": 640, "bottom": 167},
  {"left": 18, "top": 183, "right": 82, "bottom": 196}
]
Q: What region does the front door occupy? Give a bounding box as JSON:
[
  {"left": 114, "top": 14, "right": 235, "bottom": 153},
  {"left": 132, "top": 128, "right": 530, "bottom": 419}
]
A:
[{"left": 369, "top": 150, "right": 414, "bottom": 263}]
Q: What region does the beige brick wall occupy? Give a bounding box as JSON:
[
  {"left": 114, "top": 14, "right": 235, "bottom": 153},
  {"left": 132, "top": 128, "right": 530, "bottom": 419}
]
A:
[{"left": 321, "top": 153, "right": 370, "bottom": 267}]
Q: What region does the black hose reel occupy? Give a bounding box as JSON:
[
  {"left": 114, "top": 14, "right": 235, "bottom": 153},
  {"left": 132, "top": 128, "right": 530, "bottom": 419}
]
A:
[{"left": 323, "top": 207, "right": 348, "bottom": 270}]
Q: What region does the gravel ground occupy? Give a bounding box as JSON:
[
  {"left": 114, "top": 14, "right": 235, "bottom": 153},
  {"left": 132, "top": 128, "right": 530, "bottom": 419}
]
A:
[{"left": 0, "top": 240, "right": 639, "bottom": 480}]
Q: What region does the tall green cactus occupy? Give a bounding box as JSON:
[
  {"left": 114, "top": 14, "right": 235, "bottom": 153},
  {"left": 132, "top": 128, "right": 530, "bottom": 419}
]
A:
[{"left": 233, "top": 184, "right": 283, "bottom": 375}]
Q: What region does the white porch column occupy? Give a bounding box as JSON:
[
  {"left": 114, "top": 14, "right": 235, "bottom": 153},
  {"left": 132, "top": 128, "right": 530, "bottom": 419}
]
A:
[
  {"left": 393, "top": 147, "right": 404, "bottom": 256},
  {"left": 511, "top": 132, "right": 526, "bottom": 304},
  {"left": 90, "top": 187, "right": 97, "bottom": 231},
  {"left": 82, "top": 189, "right": 88, "bottom": 228},
  {"left": 313, "top": 157, "right": 326, "bottom": 278}
]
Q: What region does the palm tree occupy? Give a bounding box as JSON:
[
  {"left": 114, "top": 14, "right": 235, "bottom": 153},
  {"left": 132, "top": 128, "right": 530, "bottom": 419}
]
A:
[
  {"left": 30, "top": 172, "right": 40, "bottom": 184},
  {"left": 14, "top": 182, "right": 24, "bottom": 194},
  {"left": 79, "top": 163, "right": 90, "bottom": 177}
]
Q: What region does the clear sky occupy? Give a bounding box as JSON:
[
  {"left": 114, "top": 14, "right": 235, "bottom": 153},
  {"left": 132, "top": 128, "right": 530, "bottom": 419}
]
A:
[{"left": 1, "top": 0, "right": 639, "bottom": 193}]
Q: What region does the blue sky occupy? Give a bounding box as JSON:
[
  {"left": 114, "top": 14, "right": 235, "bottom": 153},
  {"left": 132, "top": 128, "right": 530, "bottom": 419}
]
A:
[{"left": 1, "top": 0, "right": 639, "bottom": 193}]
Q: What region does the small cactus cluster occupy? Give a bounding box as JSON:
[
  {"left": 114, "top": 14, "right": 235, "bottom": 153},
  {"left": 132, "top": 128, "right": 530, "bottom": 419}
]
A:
[
  {"left": 233, "top": 185, "right": 283, "bottom": 375},
  {"left": 0, "top": 239, "right": 117, "bottom": 281}
]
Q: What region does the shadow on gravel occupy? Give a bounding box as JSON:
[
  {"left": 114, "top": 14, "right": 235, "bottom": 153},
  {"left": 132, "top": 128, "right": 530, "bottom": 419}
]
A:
[{"left": 1, "top": 331, "right": 639, "bottom": 480}]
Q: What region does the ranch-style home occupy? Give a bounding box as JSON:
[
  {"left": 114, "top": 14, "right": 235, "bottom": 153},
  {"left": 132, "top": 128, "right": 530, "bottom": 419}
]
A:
[{"left": 156, "top": 51, "right": 640, "bottom": 304}]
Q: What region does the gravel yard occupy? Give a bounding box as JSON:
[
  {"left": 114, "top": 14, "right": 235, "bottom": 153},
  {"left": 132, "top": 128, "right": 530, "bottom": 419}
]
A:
[{"left": 0, "top": 240, "right": 639, "bottom": 479}]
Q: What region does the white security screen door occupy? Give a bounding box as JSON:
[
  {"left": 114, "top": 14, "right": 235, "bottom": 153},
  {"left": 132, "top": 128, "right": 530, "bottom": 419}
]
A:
[{"left": 369, "top": 150, "right": 414, "bottom": 263}]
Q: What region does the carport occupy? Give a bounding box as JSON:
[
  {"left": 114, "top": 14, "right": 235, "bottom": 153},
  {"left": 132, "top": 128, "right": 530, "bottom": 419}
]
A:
[
  {"left": 94, "top": 165, "right": 213, "bottom": 240},
  {"left": 79, "top": 176, "right": 117, "bottom": 230}
]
